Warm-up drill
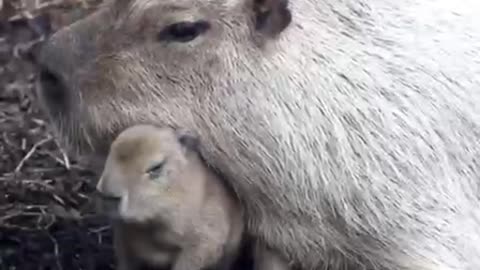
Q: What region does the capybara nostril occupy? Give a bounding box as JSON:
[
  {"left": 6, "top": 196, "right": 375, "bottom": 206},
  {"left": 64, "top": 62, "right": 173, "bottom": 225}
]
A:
[
  {"left": 38, "top": 67, "right": 67, "bottom": 109},
  {"left": 92, "top": 190, "right": 121, "bottom": 218},
  {"left": 94, "top": 189, "right": 122, "bottom": 201}
]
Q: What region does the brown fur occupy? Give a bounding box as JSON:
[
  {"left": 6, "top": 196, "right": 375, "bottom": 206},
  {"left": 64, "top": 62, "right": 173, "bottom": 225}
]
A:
[
  {"left": 35, "top": 0, "right": 480, "bottom": 269},
  {"left": 97, "top": 125, "right": 288, "bottom": 270}
]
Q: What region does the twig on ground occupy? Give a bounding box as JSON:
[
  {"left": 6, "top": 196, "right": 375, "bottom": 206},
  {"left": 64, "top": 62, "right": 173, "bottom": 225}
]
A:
[
  {"left": 21, "top": 138, "right": 27, "bottom": 150},
  {"left": 41, "top": 149, "right": 69, "bottom": 167},
  {"left": 53, "top": 138, "right": 71, "bottom": 170},
  {"left": 77, "top": 192, "right": 89, "bottom": 200},
  {"left": 3, "top": 179, "right": 56, "bottom": 192},
  {"left": 14, "top": 136, "right": 52, "bottom": 173},
  {"left": 3, "top": 132, "right": 19, "bottom": 150},
  {"left": 0, "top": 210, "right": 25, "bottom": 223},
  {"left": 52, "top": 194, "right": 66, "bottom": 206},
  {"left": 31, "top": 118, "right": 46, "bottom": 126},
  {"left": 48, "top": 233, "right": 63, "bottom": 270},
  {"left": 89, "top": 225, "right": 110, "bottom": 244},
  {"left": 89, "top": 225, "right": 110, "bottom": 234},
  {"left": 36, "top": 0, "right": 64, "bottom": 10},
  {"left": 24, "top": 204, "right": 48, "bottom": 210},
  {"left": 0, "top": 204, "right": 56, "bottom": 230},
  {"left": 0, "top": 210, "right": 44, "bottom": 223}
]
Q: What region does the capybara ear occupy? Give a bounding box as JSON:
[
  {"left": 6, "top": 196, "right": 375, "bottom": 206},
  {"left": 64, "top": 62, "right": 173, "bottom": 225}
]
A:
[
  {"left": 252, "top": 0, "right": 292, "bottom": 37},
  {"left": 176, "top": 129, "right": 200, "bottom": 152}
]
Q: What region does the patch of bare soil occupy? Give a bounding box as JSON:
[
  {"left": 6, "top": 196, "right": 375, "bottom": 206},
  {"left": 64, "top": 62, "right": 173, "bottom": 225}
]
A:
[{"left": 0, "top": 1, "right": 115, "bottom": 269}]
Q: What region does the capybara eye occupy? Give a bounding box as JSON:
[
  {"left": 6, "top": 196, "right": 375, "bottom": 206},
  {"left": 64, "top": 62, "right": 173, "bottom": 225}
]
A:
[
  {"left": 146, "top": 161, "right": 166, "bottom": 179},
  {"left": 157, "top": 21, "right": 211, "bottom": 43}
]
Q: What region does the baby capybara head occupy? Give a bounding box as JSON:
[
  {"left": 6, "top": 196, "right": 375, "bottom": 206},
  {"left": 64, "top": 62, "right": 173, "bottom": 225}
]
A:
[{"left": 96, "top": 125, "right": 202, "bottom": 222}]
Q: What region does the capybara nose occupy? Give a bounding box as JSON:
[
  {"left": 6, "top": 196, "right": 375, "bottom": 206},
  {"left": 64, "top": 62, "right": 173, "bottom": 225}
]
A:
[
  {"left": 37, "top": 64, "right": 67, "bottom": 109},
  {"left": 94, "top": 189, "right": 121, "bottom": 201},
  {"left": 93, "top": 190, "right": 121, "bottom": 217}
]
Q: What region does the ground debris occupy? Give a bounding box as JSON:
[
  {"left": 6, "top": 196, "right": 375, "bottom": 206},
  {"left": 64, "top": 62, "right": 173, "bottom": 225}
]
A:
[{"left": 0, "top": 1, "right": 115, "bottom": 269}]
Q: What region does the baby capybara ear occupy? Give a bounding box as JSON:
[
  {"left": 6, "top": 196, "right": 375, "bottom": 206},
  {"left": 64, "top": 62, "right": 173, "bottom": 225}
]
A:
[
  {"left": 252, "top": 0, "right": 292, "bottom": 37},
  {"left": 176, "top": 129, "right": 200, "bottom": 152}
]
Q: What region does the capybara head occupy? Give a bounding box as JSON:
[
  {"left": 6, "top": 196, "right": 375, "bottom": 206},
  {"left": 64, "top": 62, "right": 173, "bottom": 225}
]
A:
[
  {"left": 35, "top": 0, "right": 480, "bottom": 269},
  {"left": 97, "top": 125, "right": 202, "bottom": 222},
  {"left": 34, "top": 0, "right": 292, "bottom": 157}
]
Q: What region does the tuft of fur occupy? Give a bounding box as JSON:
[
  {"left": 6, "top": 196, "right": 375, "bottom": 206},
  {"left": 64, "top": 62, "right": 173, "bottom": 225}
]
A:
[{"left": 36, "top": 0, "right": 480, "bottom": 269}]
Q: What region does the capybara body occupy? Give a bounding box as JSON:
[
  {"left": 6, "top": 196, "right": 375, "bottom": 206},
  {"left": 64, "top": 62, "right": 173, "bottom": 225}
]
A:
[
  {"left": 96, "top": 125, "right": 245, "bottom": 270},
  {"left": 36, "top": 0, "right": 480, "bottom": 269}
]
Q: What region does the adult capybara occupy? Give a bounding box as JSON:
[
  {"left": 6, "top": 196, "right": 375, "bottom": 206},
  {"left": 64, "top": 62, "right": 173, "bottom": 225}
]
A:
[{"left": 34, "top": 0, "right": 480, "bottom": 269}]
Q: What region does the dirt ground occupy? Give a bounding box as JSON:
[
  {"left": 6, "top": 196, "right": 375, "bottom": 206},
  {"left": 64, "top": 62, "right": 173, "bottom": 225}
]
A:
[{"left": 0, "top": 1, "right": 116, "bottom": 269}]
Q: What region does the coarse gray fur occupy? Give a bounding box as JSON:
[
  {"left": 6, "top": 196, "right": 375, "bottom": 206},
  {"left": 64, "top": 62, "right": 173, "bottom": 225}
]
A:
[{"left": 34, "top": 0, "right": 480, "bottom": 269}]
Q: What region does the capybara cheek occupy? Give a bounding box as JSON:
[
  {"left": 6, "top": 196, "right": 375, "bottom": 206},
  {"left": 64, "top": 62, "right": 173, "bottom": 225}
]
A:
[{"left": 118, "top": 193, "right": 141, "bottom": 222}]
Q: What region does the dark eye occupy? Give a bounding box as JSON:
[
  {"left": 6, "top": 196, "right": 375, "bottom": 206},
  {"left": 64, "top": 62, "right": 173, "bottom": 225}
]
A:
[
  {"left": 157, "top": 20, "right": 211, "bottom": 43},
  {"left": 146, "top": 160, "right": 166, "bottom": 178}
]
